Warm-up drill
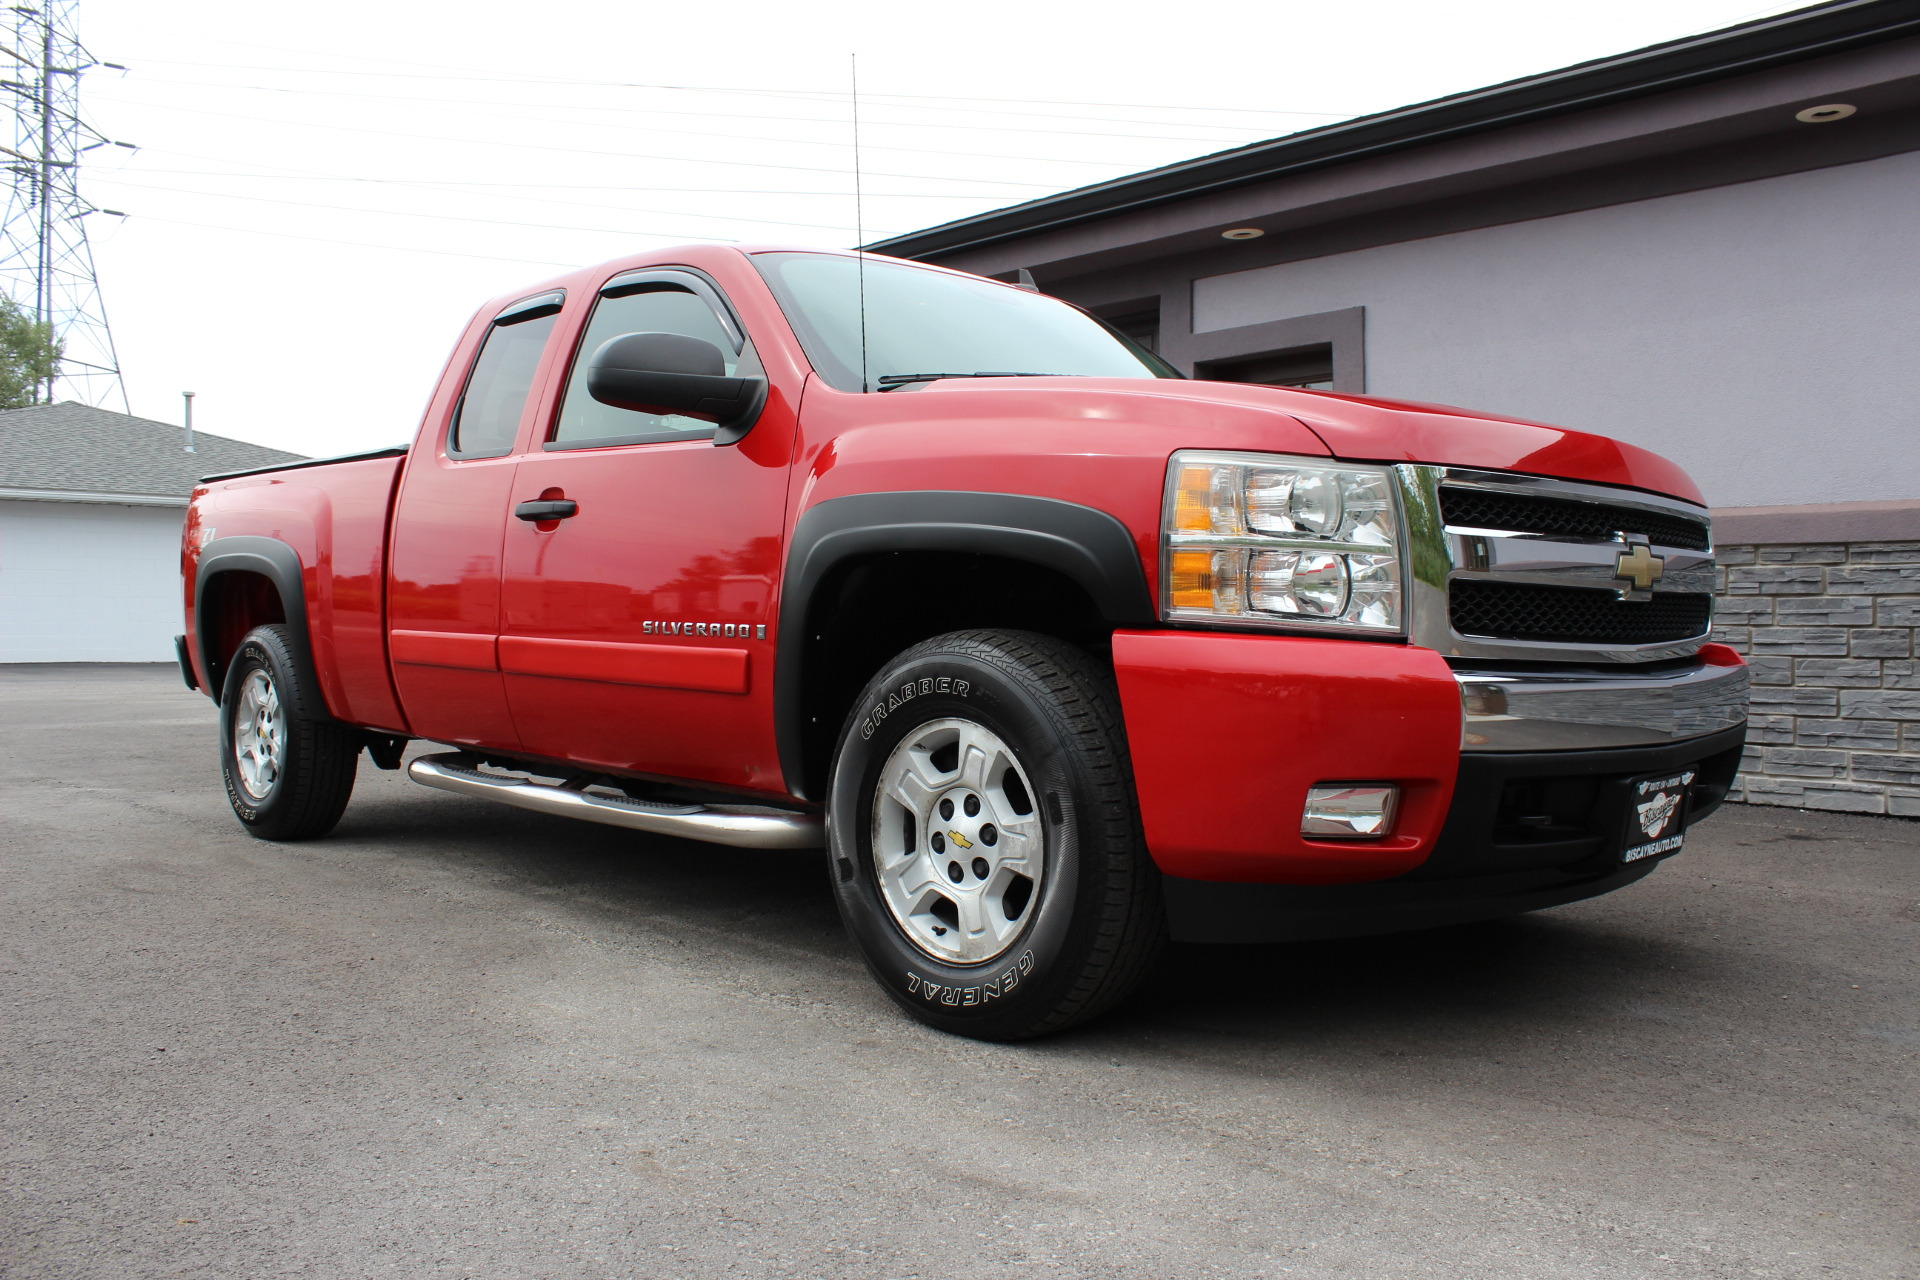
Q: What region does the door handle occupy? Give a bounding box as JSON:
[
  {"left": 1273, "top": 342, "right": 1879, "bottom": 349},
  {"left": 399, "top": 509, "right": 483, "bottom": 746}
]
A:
[{"left": 515, "top": 499, "right": 578, "bottom": 522}]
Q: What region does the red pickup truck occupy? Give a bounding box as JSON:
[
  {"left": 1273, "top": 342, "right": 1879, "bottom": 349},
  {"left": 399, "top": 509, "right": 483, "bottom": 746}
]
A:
[{"left": 179, "top": 243, "right": 1748, "bottom": 1040}]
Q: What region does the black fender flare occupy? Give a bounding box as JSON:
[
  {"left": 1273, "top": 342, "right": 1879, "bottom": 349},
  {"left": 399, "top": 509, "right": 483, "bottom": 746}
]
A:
[
  {"left": 193, "top": 535, "right": 332, "bottom": 720},
  {"left": 774, "top": 491, "right": 1155, "bottom": 799}
]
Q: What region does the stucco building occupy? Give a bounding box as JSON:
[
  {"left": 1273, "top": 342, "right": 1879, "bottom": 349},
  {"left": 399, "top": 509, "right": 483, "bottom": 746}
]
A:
[{"left": 873, "top": 0, "right": 1920, "bottom": 814}]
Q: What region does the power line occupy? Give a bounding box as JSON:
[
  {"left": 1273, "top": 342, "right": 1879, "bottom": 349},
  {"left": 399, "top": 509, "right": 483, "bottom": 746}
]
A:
[
  {"left": 119, "top": 71, "right": 1298, "bottom": 145},
  {"left": 85, "top": 94, "right": 1069, "bottom": 188},
  {"left": 89, "top": 86, "right": 1174, "bottom": 171},
  {"left": 95, "top": 176, "right": 864, "bottom": 238},
  {"left": 111, "top": 165, "right": 1013, "bottom": 199},
  {"left": 119, "top": 212, "right": 586, "bottom": 266},
  {"left": 120, "top": 50, "right": 1352, "bottom": 120}
]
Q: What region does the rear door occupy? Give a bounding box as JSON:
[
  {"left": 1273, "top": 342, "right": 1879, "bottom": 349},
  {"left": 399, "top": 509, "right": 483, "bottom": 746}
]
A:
[
  {"left": 387, "top": 291, "right": 564, "bottom": 750},
  {"left": 497, "top": 268, "right": 796, "bottom": 792}
]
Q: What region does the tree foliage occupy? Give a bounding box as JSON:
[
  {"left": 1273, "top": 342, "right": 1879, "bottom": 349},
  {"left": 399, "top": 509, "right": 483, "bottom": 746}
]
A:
[{"left": 0, "top": 295, "right": 63, "bottom": 408}]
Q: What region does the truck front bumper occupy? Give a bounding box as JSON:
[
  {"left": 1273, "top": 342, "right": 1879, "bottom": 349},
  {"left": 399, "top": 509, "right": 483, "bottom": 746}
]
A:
[{"left": 1111, "top": 630, "right": 1747, "bottom": 943}]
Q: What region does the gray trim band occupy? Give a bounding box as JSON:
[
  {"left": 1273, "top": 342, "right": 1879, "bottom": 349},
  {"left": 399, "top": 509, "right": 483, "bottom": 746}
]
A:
[
  {"left": 0, "top": 486, "right": 188, "bottom": 507},
  {"left": 1711, "top": 499, "right": 1920, "bottom": 545}
]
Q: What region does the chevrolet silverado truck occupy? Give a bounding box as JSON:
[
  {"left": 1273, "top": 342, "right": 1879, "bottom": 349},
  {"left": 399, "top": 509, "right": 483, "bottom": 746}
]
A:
[{"left": 179, "top": 244, "right": 1749, "bottom": 1040}]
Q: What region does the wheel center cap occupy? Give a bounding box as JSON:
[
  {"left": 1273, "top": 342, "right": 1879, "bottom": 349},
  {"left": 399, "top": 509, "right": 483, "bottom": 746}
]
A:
[{"left": 931, "top": 785, "right": 1001, "bottom": 879}]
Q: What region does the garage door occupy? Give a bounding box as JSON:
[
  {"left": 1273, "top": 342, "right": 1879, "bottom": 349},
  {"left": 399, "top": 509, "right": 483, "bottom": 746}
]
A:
[{"left": 0, "top": 499, "right": 186, "bottom": 662}]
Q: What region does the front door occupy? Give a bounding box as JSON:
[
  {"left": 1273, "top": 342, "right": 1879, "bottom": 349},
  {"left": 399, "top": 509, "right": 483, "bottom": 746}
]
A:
[
  {"left": 498, "top": 269, "right": 794, "bottom": 793},
  {"left": 387, "top": 291, "right": 564, "bottom": 750}
]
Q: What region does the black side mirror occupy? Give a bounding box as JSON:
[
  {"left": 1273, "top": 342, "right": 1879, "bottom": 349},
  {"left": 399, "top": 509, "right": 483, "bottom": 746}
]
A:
[{"left": 586, "top": 331, "right": 768, "bottom": 445}]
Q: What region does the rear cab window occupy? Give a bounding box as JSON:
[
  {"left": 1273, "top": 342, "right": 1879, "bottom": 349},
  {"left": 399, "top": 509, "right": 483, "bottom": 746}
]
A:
[{"left": 447, "top": 290, "right": 565, "bottom": 459}]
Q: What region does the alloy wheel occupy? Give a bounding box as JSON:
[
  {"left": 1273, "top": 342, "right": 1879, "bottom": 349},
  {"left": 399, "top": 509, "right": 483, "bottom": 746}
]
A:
[
  {"left": 870, "top": 717, "right": 1044, "bottom": 965},
  {"left": 232, "top": 668, "right": 286, "bottom": 802}
]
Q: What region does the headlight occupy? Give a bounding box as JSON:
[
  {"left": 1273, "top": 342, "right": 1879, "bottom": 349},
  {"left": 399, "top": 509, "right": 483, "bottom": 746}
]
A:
[{"left": 1162, "top": 450, "right": 1405, "bottom": 633}]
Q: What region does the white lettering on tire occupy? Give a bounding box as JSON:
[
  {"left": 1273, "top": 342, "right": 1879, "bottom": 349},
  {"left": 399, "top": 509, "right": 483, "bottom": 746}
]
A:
[
  {"left": 860, "top": 678, "right": 970, "bottom": 740},
  {"left": 903, "top": 950, "right": 1034, "bottom": 1005}
]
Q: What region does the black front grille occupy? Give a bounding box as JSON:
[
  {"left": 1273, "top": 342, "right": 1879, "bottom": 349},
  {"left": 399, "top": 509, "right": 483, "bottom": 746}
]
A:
[
  {"left": 1451, "top": 580, "right": 1712, "bottom": 644},
  {"left": 1440, "top": 487, "right": 1710, "bottom": 551}
]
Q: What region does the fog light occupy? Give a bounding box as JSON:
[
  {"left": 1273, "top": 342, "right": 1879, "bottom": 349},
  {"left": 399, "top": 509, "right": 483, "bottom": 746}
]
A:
[{"left": 1302, "top": 783, "right": 1399, "bottom": 839}]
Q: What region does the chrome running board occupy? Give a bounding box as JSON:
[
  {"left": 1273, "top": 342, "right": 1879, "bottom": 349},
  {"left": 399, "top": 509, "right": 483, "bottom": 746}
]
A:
[{"left": 407, "top": 753, "right": 823, "bottom": 850}]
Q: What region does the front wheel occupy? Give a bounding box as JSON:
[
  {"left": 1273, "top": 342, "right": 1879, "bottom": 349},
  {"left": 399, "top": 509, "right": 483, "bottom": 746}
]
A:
[
  {"left": 827, "top": 629, "right": 1164, "bottom": 1040},
  {"left": 219, "top": 624, "right": 358, "bottom": 840}
]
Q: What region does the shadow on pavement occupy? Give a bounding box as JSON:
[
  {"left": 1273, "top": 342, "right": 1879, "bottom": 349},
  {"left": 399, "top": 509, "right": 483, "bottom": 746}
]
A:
[{"left": 329, "top": 771, "right": 1680, "bottom": 1056}]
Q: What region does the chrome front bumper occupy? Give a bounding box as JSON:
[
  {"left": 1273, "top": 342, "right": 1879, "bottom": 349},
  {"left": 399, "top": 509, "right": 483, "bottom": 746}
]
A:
[{"left": 1456, "top": 660, "right": 1749, "bottom": 751}]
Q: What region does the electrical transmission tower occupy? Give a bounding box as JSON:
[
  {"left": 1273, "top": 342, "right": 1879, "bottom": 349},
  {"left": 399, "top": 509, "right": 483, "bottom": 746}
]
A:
[{"left": 0, "top": 1, "right": 128, "bottom": 411}]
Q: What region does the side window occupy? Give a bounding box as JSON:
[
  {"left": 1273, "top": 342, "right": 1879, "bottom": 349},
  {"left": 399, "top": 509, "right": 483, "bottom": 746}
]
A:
[
  {"left": 448, "top": 295, "right": 562, "bottom": 459},
  {"left": 549, "top": 278, "right": 763, "bottom": 449}
]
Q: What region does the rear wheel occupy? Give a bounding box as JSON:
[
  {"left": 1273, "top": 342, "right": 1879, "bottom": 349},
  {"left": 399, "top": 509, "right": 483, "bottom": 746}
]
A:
[
  {"left": 827, "top": 629, "right": 1164, "bottom": 1040},
  {"left": 219, "top": 624, "right": 358, "bottom": 840}
]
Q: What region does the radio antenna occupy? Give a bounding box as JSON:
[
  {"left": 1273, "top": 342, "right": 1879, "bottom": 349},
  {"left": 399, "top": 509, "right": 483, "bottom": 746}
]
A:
[{"left": 851, "top": 52, "right": 869, "bottom": 393}]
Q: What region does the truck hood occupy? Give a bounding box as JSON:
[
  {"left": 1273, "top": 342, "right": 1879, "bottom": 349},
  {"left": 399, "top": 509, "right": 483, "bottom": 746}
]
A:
[
  {"left": 1272, "top": 388, "right": 1705, "bottom": 506},
  {"left": 909, "top": 377, "right": 1705, "bottom": 506}
]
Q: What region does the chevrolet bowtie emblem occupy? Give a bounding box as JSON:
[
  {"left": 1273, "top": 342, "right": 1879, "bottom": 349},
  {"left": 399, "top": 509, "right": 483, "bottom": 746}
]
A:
[
  {"left": 947, "top": 830, "right": 974, "bottom": 850},
  {"left": 1615, "top": 544, "right": 1666, "bottom": 591}
]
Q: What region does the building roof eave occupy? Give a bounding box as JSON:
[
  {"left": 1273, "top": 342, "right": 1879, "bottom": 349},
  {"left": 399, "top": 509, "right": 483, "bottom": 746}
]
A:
[
  {"left": 0, "top": 485, "right": 191, "bottom": 508},
  {"left": 867, "top": 0, "right": 1920, "bottom": 262}
]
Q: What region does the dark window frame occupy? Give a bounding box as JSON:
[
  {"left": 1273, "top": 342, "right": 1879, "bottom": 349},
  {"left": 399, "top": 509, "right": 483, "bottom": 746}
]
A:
[
  {"left": 1186, "top": 305, "right": 1365, "bottom": 394},
  {"left": 1196, "top": 344, "right": 1335, "bottom": 390}
]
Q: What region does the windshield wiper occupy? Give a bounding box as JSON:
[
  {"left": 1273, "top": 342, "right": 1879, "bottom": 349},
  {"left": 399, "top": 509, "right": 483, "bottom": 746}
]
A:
[{"left": 875, "top": 371, "right": 1066, "bottom": 390}]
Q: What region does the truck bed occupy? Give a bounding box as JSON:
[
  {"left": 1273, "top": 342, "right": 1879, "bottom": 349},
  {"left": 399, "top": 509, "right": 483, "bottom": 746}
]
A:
[{"left": 186, "top": 447, "right": 411, "bottom": 732}]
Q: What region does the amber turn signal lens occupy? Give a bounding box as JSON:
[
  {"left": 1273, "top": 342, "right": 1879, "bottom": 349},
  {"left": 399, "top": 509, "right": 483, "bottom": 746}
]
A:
[
  {"left": 1173, "top": 466, "right": 1214, "bottom": 532},
  {"left": 1168, "top": 549, "right": 1217, "bottom": 610}
]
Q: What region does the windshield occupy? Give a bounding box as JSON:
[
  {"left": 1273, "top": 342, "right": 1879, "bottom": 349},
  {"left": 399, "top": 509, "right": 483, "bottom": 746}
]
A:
[{"left": 753, "top": 251, "right": 1178, "bottom": 392}]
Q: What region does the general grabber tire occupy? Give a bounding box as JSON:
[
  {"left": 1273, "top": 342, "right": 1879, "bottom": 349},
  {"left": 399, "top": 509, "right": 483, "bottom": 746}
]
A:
[
  {"left": 218, "top": 624, "right": 359, "bottom": 841},
  {"left": 827, "top": 629, "right": 1166, "bottom": 1040}
]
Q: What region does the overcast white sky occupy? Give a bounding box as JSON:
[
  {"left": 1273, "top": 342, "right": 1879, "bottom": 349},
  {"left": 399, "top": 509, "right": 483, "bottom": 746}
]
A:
[{"left": 64, "top": 0, "right": 1806, "bottom": 457}]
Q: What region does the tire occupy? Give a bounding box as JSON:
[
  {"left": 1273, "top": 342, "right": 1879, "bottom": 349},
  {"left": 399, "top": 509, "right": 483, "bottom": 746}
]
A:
[
  {"left": 218, "top": 623, "right": 358, "bottom": 841},
  {"left": 827, "top": 629, "right": 1165, "bottom": 1040}
]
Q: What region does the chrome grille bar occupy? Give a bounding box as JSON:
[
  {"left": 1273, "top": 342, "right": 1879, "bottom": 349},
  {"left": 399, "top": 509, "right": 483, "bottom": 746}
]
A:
[{"left": 1399, "top": 464, "right": 1717, "bottom": 664}]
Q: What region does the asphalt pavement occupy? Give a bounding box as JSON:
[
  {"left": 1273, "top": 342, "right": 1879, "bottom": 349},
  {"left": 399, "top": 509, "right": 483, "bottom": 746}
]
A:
[{"left": 2, "top": 663, "right": 1916, "bottom": 1279}]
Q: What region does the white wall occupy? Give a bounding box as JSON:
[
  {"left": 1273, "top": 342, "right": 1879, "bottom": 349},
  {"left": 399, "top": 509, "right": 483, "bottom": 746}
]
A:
[
  {"left": 1191, "top": 148, "right": 1920, "bottom": 509},
  {"left": 0, "top": 499, "right": 186, "bottom": 663}
]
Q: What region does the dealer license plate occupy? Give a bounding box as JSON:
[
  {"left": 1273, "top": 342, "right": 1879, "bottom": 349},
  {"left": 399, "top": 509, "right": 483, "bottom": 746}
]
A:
[{"left": 1622, "top": 768, "right": 1697, "bottom": 862}]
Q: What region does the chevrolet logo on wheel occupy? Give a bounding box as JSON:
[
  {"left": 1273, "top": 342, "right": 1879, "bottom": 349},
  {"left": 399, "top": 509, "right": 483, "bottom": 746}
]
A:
[{"left": 1614, "top": 544, "right": 1666, "bottom": 591}]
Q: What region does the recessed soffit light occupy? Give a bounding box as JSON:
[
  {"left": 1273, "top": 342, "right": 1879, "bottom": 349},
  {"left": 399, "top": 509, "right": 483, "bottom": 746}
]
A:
[
  {"left": 1795, "top": 103, "right": 1856, "bottom": 123},
  {"left": 1222, "top": 227, "right": 1265, "bottom": 240}
]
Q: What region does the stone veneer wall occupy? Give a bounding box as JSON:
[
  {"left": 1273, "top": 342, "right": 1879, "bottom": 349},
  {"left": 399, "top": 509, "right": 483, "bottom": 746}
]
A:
[{"left": 1713, "top": 540, "right": 1920, "bottom": 815}]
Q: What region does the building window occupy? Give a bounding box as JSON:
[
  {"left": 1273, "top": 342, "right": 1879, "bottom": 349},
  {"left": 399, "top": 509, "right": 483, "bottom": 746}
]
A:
[
  {"left": 1183, "top": 305, "right": 1364, "bottom": 393},
  {"left": 1197, "top": 344, "right": 1334, "bottom": 390},
  {"left": 1103, "top": 307, "right": 1160, "bottom": 355}
]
